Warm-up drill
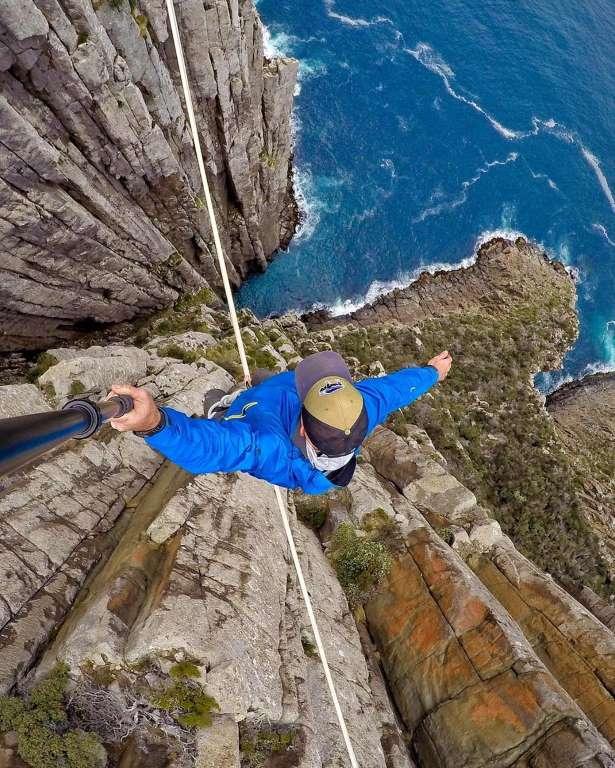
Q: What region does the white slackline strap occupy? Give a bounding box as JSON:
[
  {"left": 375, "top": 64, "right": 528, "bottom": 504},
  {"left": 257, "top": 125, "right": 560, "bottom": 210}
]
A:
[
  {"left": 165, "top": 3, "right": 360, "bottom": 765},
  {"left": 165, "top": 0, "right": 251, "bottom": 384}
]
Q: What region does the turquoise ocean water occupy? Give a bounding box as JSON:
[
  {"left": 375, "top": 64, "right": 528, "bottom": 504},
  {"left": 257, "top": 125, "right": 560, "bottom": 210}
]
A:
[{"left": 237, "top": 0, "right": 615, "bottom": 389}]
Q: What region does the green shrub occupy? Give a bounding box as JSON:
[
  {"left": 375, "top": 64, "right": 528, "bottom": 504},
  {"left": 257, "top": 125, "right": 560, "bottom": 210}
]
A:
[
  {"left": 0, "top": 696, "right": 25, "bottom": 731},
  {"left": 174, "top": 287, "right": 218, "bottom": 313},
  {"left": 68, "top": 380, "right": 86, "bottom": 397},
  {"left": 27, "top": 352, "right": 58, "bottom": 382},
  {"left": 436, "top": 527, "right": 455, "bottom": 545},
  {"left": 157, "top": 343, "right": 200, "bottom": 364},
  {"left": 133, "top": 12, "right": 148, "bottom": 37},
  {"left": 301, "top": 635, "right": 319, "bottom": 659},
  {"left": 294, "top": 494, "right": 328, "bottom": 530},
  {"left": 151, "top": 680, "right": 219, "bottom": 729},
  {"left": 169, "top": 662, "right": 201, "bottom": 680},
  {"left": 240, "top": 727, "right": 297, "bottom": 768},
  {"left": 328, "top": 522, "right": 392, "bottom": 606},
  {"left": 259, "top": 149, "right": 277, "bottom": 169},
  {"left": 0, "top": 663, "right": 105, "bottom": 768}
]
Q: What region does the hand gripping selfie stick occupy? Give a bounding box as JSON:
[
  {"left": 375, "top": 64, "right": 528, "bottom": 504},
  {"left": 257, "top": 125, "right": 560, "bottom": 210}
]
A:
[{"left": 0, "top": 395, "right": 134, "bottom": 477}]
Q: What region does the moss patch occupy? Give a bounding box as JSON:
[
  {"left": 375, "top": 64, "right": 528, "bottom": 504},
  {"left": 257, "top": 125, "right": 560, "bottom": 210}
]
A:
[
  {"left": 27, "top": 352, "right": 58, "bottom": 383},
  {"left": 293, "top": 493, "right": 329, "bottom": 531},
  {"left": 150, "top": 680, "right": 219, "bottom": 729},
  {"left": 68, "top": 380, "right": 87, "bottom": 397},
  {"left": 240, "top": 726, "right": 298, "bottom": 768},
  {"left": 157, "top": 343, "right": 201, "bottom": 365},
  {"left": 168, "top": 662, "right": 201, "bottom": 680}
]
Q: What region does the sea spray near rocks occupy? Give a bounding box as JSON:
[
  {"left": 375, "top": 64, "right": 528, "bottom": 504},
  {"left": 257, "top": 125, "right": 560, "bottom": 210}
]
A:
[{"left": 239, "top": 0, "right": 615, "bottom": 384}]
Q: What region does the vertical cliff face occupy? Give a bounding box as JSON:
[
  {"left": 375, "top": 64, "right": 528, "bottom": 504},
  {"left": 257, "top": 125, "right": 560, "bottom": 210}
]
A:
[{"left": 0, "top": 0, "right": 297, "bottom": 352}]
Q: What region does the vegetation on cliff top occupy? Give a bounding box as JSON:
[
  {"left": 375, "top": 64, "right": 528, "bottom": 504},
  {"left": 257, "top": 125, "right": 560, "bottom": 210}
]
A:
[{"left": 330, "top": 282, "right": 611, "bottom": 594}]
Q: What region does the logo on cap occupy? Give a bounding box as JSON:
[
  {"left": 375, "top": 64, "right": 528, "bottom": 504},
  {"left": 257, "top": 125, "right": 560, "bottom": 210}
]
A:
[{"left": 319, "top": 379, "right": 344, "bottom": 396}]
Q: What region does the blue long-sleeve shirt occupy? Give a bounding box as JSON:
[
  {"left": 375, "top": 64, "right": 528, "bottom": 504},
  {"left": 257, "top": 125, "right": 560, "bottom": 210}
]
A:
[{"left": 146, "top": 366, "right": 438, "bottom": 494}]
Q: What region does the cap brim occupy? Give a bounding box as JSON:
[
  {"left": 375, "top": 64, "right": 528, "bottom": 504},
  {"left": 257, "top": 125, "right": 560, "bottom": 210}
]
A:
[{"left": 302, "top": 404, "right": 368, "bottom": 457}]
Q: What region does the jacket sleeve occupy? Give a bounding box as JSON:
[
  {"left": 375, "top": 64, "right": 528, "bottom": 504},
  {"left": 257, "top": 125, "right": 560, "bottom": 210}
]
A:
[
  {"left": 144, "top": 407, "right": 256, "bottom": 475},
  {"left": 357, "top": 366, "right": 439, "bottom": 428}
]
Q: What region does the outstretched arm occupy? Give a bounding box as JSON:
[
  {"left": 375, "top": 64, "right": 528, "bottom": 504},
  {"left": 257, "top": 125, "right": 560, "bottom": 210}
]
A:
[
  {"left": 107, "top": 384, "right": 256, "bottom": 475},
  {"left": 357, "top": 351, "right": 452, "bottom": 428}
]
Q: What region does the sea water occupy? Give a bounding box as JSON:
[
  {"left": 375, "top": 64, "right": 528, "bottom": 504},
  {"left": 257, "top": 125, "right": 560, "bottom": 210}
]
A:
[{"left": 237, "top": 0, "right": 615, "bottom": 389}]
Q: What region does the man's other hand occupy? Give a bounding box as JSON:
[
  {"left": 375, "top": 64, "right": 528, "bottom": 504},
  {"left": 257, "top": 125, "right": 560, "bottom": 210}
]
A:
[
  {"left": 106, "top": 384, "right": 161, "bottom": 433},
  {"left": 428, "top": 350, "right": 452, "bottom": 381}
]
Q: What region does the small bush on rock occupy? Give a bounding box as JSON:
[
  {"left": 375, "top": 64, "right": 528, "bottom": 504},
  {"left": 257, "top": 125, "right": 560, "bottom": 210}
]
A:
[
  {"left": 0, "top": 663, "right": 106, "bottom": 768},
  {"left": 151, "top": 680, "right": 219, "bottom": 729},
  {"left": 328, "top": 522, "right": 393, "bottom": 606},
  {"left": 294, "top": 493, "right": 329, "bottom": 530},
  {"left": 169, "top": 662, "right": 201, "bottom": 680},
  {"left": 240, "top": 726, "right": 297, "bottom": 768}
]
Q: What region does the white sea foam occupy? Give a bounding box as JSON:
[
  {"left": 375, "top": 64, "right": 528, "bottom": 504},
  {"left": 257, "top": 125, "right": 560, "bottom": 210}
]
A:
[
  {"left": 293, "top": 167, "right": 324, "bottom": 242},
  {"left": 581, "top": 148, "right": 615, "bottom": 213},
  {"left": 540, "top": 370, "right": 575, "bottom": 394},
  {"left": 323, "top": 229, "right": 528, "bottom": 316},
  {"left": 582, "top": 361, "right": 615, "bottom": 376},
  {"left": 529, "top": 120, "right": 615, "bottom": 211},
  {"left": 262, "top": 26, "right": 290, "bottom": 58},
  {"left": 405, "top": 43, "right": 524, "bottom": 140},
  {"left": 527, "top": 166, "right": 560, "bottom": 192},
  {"left": 413, "top": 152, "right": 519, "bottom": 224},
  {"left": 592, "top": 223, "right": 615, "bottom": 248},
  {"left": 604, "top": 320, "right": 615, "bottom": 365},
  {"left": 324, "top": 0, "right": 392, "bottom": 28},
  {"left": 405, "top": 45, "right": 615, "bottom": 213}
]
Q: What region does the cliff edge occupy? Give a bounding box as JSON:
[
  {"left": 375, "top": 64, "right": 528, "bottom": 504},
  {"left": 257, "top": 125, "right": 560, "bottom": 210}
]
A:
[{"left": 0, "top": 0, "right": 297, "bottom": 351}]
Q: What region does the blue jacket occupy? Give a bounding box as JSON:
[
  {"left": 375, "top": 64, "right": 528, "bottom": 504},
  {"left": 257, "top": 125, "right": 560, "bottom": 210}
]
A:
[{"left": 146, "top": 366, "right": 438, "bottom": 495}]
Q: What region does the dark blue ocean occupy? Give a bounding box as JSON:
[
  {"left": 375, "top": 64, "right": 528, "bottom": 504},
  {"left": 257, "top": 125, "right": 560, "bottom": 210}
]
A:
[{"left": 238, "top": 0, "right": 615, "bottom": 389}]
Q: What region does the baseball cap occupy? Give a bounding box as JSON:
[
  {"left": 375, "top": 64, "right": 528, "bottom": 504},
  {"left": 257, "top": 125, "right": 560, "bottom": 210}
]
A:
[{"left": 295, "top": 351, "right": 368, "bottom": 457}]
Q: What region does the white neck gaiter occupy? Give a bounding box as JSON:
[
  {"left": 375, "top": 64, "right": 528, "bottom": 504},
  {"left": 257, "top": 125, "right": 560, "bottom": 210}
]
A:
[{"left": 305, "top": 439, "right": 355, "bottom": 473}]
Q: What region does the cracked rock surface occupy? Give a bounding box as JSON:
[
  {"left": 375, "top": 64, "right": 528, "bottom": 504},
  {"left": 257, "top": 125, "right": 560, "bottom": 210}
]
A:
[
  {"left": 0, "top": 0, "right": 297, "bottom": 351},
  {"left": 1, "top": 240, "right": 614, "bottom": 767}
]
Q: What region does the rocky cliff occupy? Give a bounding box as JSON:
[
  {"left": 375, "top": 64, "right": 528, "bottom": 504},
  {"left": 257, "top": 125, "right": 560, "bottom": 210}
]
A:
[
  {"left": 1, "top": 237, "right": 614, "bottom": 768},
  {"left": 0, "top": 0, "right": 298, "bottom": 352}
]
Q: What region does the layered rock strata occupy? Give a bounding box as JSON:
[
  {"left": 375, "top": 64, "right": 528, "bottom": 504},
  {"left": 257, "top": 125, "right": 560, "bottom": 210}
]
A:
[{"left": 0, "top": 0, "right": 297, "bottom": 351}]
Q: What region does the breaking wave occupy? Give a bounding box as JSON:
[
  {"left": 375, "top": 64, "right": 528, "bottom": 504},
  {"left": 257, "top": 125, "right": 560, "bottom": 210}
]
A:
[{"left": 293, "top": 168, "right": 325, "bottom": 242}]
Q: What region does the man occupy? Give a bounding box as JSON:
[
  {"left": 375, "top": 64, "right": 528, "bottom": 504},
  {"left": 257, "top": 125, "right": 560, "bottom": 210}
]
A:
[{"left": 108, "top": 350, "right": 452, "bottom": 495}]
